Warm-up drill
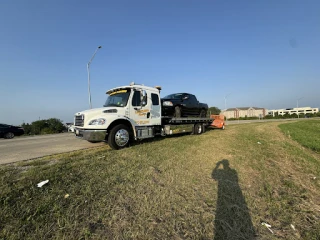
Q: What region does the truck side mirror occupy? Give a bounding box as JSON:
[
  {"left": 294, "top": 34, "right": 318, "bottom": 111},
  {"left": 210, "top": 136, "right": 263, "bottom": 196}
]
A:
[{"left": 140, "top": 90, "right": 147, "bottom": 106}]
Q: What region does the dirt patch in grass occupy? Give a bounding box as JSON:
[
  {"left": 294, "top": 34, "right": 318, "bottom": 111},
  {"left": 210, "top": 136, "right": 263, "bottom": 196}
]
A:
[{"left": 0, "top": 123, "right": 319, "bottom": 239}]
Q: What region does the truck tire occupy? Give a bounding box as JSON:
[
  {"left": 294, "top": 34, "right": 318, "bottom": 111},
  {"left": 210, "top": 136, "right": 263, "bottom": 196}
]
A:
[
  {"left": 200, "top": 109, "right": 206, "bottom": 118},
  {"left": 5, "top": 132, "right": 14, "bottom": 139},
  {"left": 108, "top": 124, "right": 131, "bottom": 150},
  {"left": 202, "top": 123, "right": 206, "bottom": 133},
  {"left": 174, "top": 106, "right": 181, "bottom": 118},
  {"left": 193, "top": 123, "right": 203, "bottom": 135}
]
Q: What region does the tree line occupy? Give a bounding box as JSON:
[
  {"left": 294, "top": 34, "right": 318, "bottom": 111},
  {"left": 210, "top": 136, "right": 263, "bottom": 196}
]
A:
[
  {"left": 208, "top": 107, "right": 221, "bottom": 115},
  {"left": 21, "top": 118, "right": 67, "bottom": 135}
]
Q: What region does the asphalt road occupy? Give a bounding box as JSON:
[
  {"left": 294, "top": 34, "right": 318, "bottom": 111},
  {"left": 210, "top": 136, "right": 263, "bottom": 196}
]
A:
[{"left": 0, "top": 133, "right": 105, "bottom": 165}]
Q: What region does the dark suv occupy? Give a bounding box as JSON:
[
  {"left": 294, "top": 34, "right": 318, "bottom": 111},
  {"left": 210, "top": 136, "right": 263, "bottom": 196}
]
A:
[
  {"left": 161, "top": 93, "right": 208, "bottom": 118},
  {"left": 0, "top": 124, "right": 25, "bottom": 139}
]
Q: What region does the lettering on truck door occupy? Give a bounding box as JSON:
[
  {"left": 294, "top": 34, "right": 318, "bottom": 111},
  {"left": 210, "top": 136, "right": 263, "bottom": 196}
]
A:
[{"left": 130, "top": 90, "right": 151, "bottom": 126}]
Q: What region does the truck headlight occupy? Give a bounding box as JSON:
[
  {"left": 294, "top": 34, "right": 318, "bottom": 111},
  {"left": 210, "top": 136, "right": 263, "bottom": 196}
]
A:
[
  {"left": 163, "top": 101, "right": 173, "bottom": 106},
  {"left": 89, "top": 118, "right": 106, "bottom": 125}
]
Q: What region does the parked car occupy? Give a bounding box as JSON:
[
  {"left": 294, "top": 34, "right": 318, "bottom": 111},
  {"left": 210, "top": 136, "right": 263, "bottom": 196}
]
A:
[
  {"left": 0, "top": 123, "right": 25, "bottom": 139},
  {"left": 161, "top": 93, "right": 208, "bottom": 118},
  {"left": 68, "top": 125, "right": 75, "bottom": 133}
]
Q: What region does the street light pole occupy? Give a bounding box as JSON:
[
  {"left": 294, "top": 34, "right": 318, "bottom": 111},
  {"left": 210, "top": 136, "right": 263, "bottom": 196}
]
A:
[
  {"left": 297, "top": 97, "right": 303, "bottom": 118},
  {"left": 87, "top": 46, "right": 102, "bottom": 109}
]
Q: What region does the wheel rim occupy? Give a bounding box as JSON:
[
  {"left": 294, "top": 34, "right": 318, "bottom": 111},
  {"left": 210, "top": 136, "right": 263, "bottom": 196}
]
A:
[
  {"left": 7, "top": 132, "right": 14, "bottom": 139},
  {"left": 196, "top": 125, "right": 202, "bottom": 134},
  {"left": 115, "top": 129, "right": 129, "bottom": 147}
]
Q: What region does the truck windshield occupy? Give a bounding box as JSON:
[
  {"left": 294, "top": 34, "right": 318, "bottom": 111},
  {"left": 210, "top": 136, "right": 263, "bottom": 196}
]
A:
[
  {"left": 163, "top": 93, "right": 183, "bottom": 99},
  {"left": 104, "top": 90, "right": 131, "bottom": 107}
]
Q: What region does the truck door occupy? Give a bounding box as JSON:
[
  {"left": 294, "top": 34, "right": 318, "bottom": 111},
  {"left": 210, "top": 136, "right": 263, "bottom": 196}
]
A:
[
  {"left": 182, "top": 94, "right": 198, "bottom": 115},
  {"left": 130, "top": 90, "right": 151, "bottom": 126},
  {"left": 181, "top": 94, "right": 192, "bottom": 115},
  {"left": 149, "top": 92, "right": 161, "bottom": 125},
  {"left": 188, "top": 95, "right": 199, "bottom": 115}
]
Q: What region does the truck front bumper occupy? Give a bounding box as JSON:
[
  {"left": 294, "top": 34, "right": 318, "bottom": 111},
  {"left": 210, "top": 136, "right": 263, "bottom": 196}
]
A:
[{"left": 75, "top": 128, "right": 106, "bottom": 142}]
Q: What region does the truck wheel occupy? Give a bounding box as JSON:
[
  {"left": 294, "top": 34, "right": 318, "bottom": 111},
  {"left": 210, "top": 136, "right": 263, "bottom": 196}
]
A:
[
  {"left": 193, "top": 123, "right": 202, "bottom": 135},
  {"left": 174, "top": 106, "right": 181, "bottom": 118},
  {"left": 200, "top": 109, "right": 206, "bottom": 118},
  {"left": 221, "top": 124, "right": 225, "bottom": 130},
  {"left": 5, "top": 132, "right": 14, "bottom": 139},
  {"left": 108, "top": 124, "right": 131, "bottom": 150},
  {"left": 202, "top": 123, "right": 206, "bottom": 133}
]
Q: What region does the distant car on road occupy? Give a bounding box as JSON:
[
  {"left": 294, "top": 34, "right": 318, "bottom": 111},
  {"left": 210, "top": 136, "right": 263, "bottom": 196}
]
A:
[
  {"left": 68, "top": 125, "right": 75, "bottom": 133},
  {"left": 0, "top": 124, "right": 25, "bottom": 139},
  {"left": 161, "top": 93, "right": 208, "bottom": 118}
]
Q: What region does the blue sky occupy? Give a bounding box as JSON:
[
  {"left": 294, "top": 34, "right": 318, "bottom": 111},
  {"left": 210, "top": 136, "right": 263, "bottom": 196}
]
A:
[{"left": 0, "top": 0, "right": 319, "bottom": 125}]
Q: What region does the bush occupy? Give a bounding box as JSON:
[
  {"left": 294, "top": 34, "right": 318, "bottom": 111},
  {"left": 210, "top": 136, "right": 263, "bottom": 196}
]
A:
[{"left": 21, "top": 118, "right": 66, "bottom": 135}]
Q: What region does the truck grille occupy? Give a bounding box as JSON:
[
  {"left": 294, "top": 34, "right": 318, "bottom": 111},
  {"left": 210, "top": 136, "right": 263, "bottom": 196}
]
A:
[{"left": 75, "top": 115, "right": 84, "bottom": 126}]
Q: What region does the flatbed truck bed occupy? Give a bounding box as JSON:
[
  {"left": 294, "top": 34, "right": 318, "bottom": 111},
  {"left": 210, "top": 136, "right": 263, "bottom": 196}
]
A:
[{"left": 162, "top": 117, "right": 213, "bottom": 125}]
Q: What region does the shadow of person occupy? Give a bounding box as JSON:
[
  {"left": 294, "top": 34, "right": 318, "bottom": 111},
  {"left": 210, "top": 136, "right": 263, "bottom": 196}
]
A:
[{"left": 212, "top": 159, "right": 256, "bottom": 240}]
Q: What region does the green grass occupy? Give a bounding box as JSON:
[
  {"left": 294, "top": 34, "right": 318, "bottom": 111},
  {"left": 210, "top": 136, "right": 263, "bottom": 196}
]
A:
[
  {"left": 1, "top": 122, "right": 320, "bottom": 239},
  {"left": 279, "top": 120, "right": 320, "bottom": 153}
]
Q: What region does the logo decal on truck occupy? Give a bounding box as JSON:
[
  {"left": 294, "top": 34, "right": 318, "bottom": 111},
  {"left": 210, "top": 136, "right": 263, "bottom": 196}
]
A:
[
  {"left": 135, "top": 109, "right": 149, "bottom": 116},
  {"left": 136, "top": 120, "right": 150, "bottom": 125}
]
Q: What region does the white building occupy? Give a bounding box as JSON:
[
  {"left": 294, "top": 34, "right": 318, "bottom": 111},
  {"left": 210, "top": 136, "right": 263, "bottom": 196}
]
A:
[
  {"left": 221, "top": 107, "right": 268, "bottom": 119},
  {"left": 267, "top": 107, "right": 319, "bottom": 117}
]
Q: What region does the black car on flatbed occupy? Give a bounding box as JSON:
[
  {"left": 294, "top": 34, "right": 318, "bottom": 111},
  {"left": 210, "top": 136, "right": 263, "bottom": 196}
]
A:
[
  {"left": 161, "top": 93, "right": 208, "bottom": 118},
  {"left": 0, "top": 124, "right": 25, "bottom": 139}
]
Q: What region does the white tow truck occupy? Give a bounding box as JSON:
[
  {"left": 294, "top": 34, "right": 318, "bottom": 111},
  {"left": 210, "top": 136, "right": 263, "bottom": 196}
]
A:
[{"left": 74, "top": 83, "right": 213, "bottom": 150}]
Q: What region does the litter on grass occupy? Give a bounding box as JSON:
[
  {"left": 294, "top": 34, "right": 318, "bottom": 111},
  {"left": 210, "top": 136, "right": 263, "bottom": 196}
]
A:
[
  {"left": 261, "top": 222, "right": 274, "bottom": 234},
  {"left": 37, "top": 180, "right": 49, "bottom": 188},
  {"left": 290, "top": 224, "right": 296, "bottom": 231},
  {"left": 64, "top": 194, "right": 70, "bottom": 199},
  {"left": 257, "top": 142, "right": 262, "bottom": 144}
]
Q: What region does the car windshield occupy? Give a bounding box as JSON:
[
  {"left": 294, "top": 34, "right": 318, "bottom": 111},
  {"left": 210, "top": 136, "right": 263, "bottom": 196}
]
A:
[
  {"left": 104, "top": 89, "right": 131, "bottom": 107},
  {"left": 163, "top": 93, "right": 183, "bottom": 99}
]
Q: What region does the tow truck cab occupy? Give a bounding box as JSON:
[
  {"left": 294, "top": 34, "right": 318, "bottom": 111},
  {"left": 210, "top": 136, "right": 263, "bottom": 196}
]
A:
[{"left": 74, "top": 83, "right": 162, "bottom": 149}]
